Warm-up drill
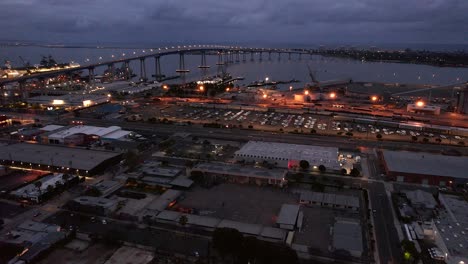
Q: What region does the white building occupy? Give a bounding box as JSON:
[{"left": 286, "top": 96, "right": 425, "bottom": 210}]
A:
[
  {"left": 234, "top": 141, "right": 341, "bottom": 170},
  {"left": 45, "top": 125, "right": 132, "bottom": 144},
  {"left": 276, "top": 204, "right": 300, "bottom": 230}
]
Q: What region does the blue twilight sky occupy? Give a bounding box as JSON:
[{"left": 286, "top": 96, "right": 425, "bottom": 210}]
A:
[{"left": 1, "top": 0, "right": 467, "bottom": 46}]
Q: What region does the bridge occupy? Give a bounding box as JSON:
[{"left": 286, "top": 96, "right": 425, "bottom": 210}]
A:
[{"left": 0, "top": 45, "right": 312, "bottom": 87}]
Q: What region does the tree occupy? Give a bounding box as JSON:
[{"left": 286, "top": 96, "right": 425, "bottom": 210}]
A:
[
  {"left": 299, "top": 160, "right": 309, "bottom": 170},
  {"left": 411, "top": 136, "right": 418, "bottom": 142},
  {"left": 179, "top": 215, "right": 188, "bottom": 227},
  {"left": 459, "top": 141, "right": 465, "bottom": 146},
  {"left": 123, "top": 150, "right": 140, "bottom": 171},
  {"left": 318, "top": 165, "right": 326, "bottom": 173},
  {"left": 345, "top": 132, "right": 353, "bottom": 137},
  {"left": 248, "top": 125, "right": 253, "bottom": 129},
  {"left": 350, "top": 168, "right": 361, "bottom": 177},
  {"left": 291, "top": 173, "right": 304, "bottom": 182},
  {"left": 202, "top": 140, "right": 210, "bottom": 145},
  {"left": 34, "top": 181, "right": 42, "bottom": 192},
  {"left": 401, "top": 239, "right": 419, "bottom": 263},
  {"left": 212, "top": 228, "right": 244, "bottom": 258},
  {"left": 46, "top": 185, "right": 54, "bottom": 194},
  {"left": 422, "top": 137, "right": 429, "bottom": 143},
  {"left": 376, "top": 133, "right": 382, "bottom": 139},
  {"left": 340, "top": 168, "right": 347, "bottom": 175},
  {"left": 310, "top": 129, "right": 317, "bottom": 134},
  {"left": 84, "top": 186, "right": 102, "bottom": 197},
  {"left": 435, "top": 138, "right": 442, "bottom": 143}
]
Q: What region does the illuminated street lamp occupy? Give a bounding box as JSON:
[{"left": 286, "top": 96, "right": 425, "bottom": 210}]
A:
[
  {"left": 329, "top": 92, "right": 336, "bottom": 99},
  {"left": 289, "top": 86, "right": 293, "bottom": 91},
  {"left": 199, "top": 86, "right": 204, "bottom": 92},
  {"left": 304, "top": 90, "right": 309, "bottom": 95},
  {"left": 162, "top": 85, "right": 168, "bottom": 90},
  {"left": 226, "top": 87, "right": 230, "bottom": 92},
  {"left": 265, "top": 77, "right": 269, "bottom": 82},
  {"left": 107, "top": 94, "right": 112, "bottom": 98},
  {"left": 263, "top": 94, "right": 267, "bottom": 99},
  {"left": 371, "top": 96, "right": 378, "bottom": 102},
  {"left": 416, "top": 100, "right": 425, "bottom": 107}
]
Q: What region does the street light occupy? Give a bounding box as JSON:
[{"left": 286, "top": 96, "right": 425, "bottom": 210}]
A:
[
  {"left": 226, "top": 87, "right": 230, "bottom": 92},
  {"left": 304, "top": 90, "right": 309, "bottom": 95},
  {"left": 371, "top": 96, "right": 378, "bottom": 102},
  {"left": 329, "top": 92, "right": 336, "bottom": 99},
  {"left": 162, "top": 85, "right": 168, "bottom": 90},
  {"left": 289, "top": 86, "right": 293, "bottom": 91},
  {"left": 199, "top": 86, "right": 204, "bottom": 91},
  {"left": 263, "top": 94, "right": 267, "bottom": 99},
  {"left": 416, "top": 100, "right": 425, "bottom": 107}
]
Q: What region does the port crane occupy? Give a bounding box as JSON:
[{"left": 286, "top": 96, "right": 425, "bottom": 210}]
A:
[{"left": 306, "top": 64, "right": 321, "bottom": 92}]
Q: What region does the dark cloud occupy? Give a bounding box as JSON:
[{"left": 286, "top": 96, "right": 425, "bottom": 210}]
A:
[{"left": 0, "top": 0, "right": 466, "bottom": 45}]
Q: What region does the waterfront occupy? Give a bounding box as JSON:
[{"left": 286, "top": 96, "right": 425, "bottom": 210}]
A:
[{"left": 1, "top": 46, "right": 467, "bottom": 88}]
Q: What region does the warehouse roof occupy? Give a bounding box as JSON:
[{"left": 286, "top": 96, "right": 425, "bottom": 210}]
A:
[
  {"left": 333, "top": 218, "right": 363, "bottom": 255},
  {"left": 276, "top": 204, "right": 300, "bottom": 226},
  {"left": 40, "top": 124, "right": 64, "bottom": 132},
  {"left": 48, "top": 125, "right": 123, "bottom": 140},
  {"left": 235, "top": 141, "right": 341, "bottom": 169},
  {"left": 0, "top": 143, "right": 121, "bottom": 171},
  {"left": 403, "top": 190, "right": 437, "bottom": 209},
  {"left": 193, "top": 162, "right": 287, "bottom": 180},
  {"left": 382, "top": 150, "right": 468, "bottom": 179}
]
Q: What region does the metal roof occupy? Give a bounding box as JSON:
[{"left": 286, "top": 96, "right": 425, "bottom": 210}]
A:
[
  {"left": 382, "top": 150, "right": 468, "bottom": 179},
  {"left": 276, "top": 204, "right": 300, "bottom": 226}
]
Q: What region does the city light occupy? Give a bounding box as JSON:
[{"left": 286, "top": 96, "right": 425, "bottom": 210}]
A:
[
  {"left": 107, "top": 94, "right": 112, "bottom": 98},
  {"left": 265, "top": 77, "right": 269, "bottom": 82},
  {"left": 304, "top": 90, "right": 309, "bottom": 95},
  {"left": 416, "top": 100, "right": 425, "bottom": 107},
  {"left": 226, "top": 87, "right": 230, "bottom": 92},
  {"left": 162, "top": 85, "right": 168, "bottom": 90},
  {"left": 371, "top": 96, "right": 378, "bottom": 102},
  {"left": 199, "top": 86, "right": 204, "bottom": 91},
  {"left": 263, "top": 94, "right": 267, "bottom": 99},
  {"left": 329, "top": 92, "right": 336, "bottom": 99},
  {"left": 289, "top": 86, "right": 293, "bottom": 91}
]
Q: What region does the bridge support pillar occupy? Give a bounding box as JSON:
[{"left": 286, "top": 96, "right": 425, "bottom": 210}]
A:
[
  {"left": 242, "top": 52, "right": 246, "bottom": 62},
  {"left": 288, "top": 52, "right": 291, "bottom": 60},
  {"left": 299, "top": 53, "right": 302, "bottom": 60},
  {"left": 123, "top": 61, "right": 131, "bottom": 80},
  {"left": 139, "top": 58, "right": 147, "bottom": 81},
  {"left": 0, "top": 85, "right": 6, "bottom": 104},
  {"left": 176, "top": 53, "right": 190, "bottom": 80},
  {"left": 278, "top": 52, "right": 281, "bottom": 61},
  {"left": 107, "top": 63, "right": 114, "bottom": 82},
  {"left": 268, "top": 52, "right": 271, "bottom": 61},
  {"left": 18, "top": 81, "right": 27, "bottom": 100},
  {"left": 88, "top": 67, "right": 95, "bottom": 86},
  {"left": 250, "top": 52, "right": 254, "bottom": 62},
  {"left": 154, "top": 56, "right": 163, "bottom": 81},
  {"left": 259, "top": 52, "right": 263, "bottom": 61},
  {"left": 198, "top": 51, "right": 210, "bottom": 69},
  {"left": 224, "top": 52, "right": 229, "bottom": 64},
  {"left": 235, "top": 52, "right": 240, "bottom": 63},
  {"left": 216, "top": 52, "right": 224, "bottom": 65}
]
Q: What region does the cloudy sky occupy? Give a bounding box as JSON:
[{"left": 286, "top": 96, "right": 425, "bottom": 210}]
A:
[{"left": 1, "top": 0, "right": 467, "bottom": 46}]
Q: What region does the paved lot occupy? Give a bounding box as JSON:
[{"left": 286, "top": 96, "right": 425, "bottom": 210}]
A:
[
  {"left": 177, "top": 183, "right": 298, "bottom": 225},
  {"left": 0, "top": 169, "right": 46, "bottom": 192},
  {"left": 36, "top": 243, "right": 118, "bottom": 264},
  {"left": 294, "top": 206, "right": 334, "bottom": 252},
  {"left": 0, "top": 201, "right": 28, "bottom": 218}
]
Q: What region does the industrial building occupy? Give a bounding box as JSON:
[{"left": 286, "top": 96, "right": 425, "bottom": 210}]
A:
[
  {"left": 406, "top": 103, "right": 441, "bottom": 115},
  {"left": 403, "top": 190, "right": 437, "bottom": 210},
  {"left": 68, "top": 196, "right": 119, "bottom": 215},
  {"left": 379, "top": 150, "right": 468, "bottom": 186},
  {"left": 0, "top": 143, "right": 122, "bottom": 175},
  {"left": 27, "top": 94, "right": 109, "bottom": 108},
  {"left": 191, "top": 162, "right": 288, "bottom": 187},
  {"left": 234, "top": 141, "right": 341, "bottom": 170},
  {"left": 10, "top": 173, "right": 77, "bottom": 203},
  {"left": 454, "top": 85, "right": 468, "bottom": 114},
  {"left": 432, "top": 194, "right": 468, "bottom": 264},
  {"left": 299, "top": 191, "right": 360, "bottom": 211},
  {"left": 276, "top": 204, "right": 300, "bottom": 230},
  {"left": 332, "top": 218, "right": 363, "bottom": 257},
  {"left": 43, "top": 125, "right": 132, "bottom": 145}
]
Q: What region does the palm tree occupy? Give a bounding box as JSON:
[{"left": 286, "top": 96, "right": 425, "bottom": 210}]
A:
[{"left": 34, "top": 181, "right": 42, "bottom": 192}]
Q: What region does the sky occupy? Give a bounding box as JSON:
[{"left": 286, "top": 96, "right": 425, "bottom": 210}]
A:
[{"left": 1, "top": 0, "right": 467, "bottom": 46}]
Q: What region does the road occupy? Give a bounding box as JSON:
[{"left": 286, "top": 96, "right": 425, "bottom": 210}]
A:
[
  {"left": 72, "top": 117, "right": 468, "bottom": 154},
  {"left": 367, "top": 182, "right": 402, "bottom": 264}
]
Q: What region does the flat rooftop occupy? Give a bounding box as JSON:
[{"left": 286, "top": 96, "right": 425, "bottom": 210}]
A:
[
  {"left": 382, "top": 150, "right": 468, "bottom": 179},
  {"left": 333, "top": 218, "right": 363, "bottom": 255},
  {"left": 235, "top": 141, "right": 341, "bottom": 169},
  {"left": 0, "top": 143, "right": 121, "bottom": 171},
  {"left": 104, "top": 246, "right": 154, "bottom": 264},
  {"left": 48, "top": 125, "right": 125, "bottom": 140},
  {"left": 194, "top": 162, "right": 287, "bottom": 180},
  {"left": 276, "top": 204, "right": 300, "bottom": 226}
]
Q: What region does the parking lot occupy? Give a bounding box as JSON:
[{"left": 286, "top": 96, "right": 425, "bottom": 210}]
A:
[
  {"left": 0, "top": 169, "right": 48, "bottom": 193},
  {"left": 36, "top": 242, "right": 118, "bottom": 264},
  {"left": 126, "top": 103, "right": 466, "bottom": 145},
  {"left": 176, "top": 183, "right": 298, "bottom": 225}
]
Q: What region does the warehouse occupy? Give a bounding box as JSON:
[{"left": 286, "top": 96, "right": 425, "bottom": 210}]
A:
[
  {"left": 234, "top": 141, "right": 341, "bottom": 170},
  {"left": 0, "top": 143, "right": 122, "bottom": 175},
  {"left": 44, "top": 125, "right": 132, "bottom": 145},
  {"left": 276, "top": 204, "right": 300, "bottom": 230},
  {"left": 379, "top": 150, "right": 468, "bottom": 186},
  {"left": 332, "top": 218, "right": 363, "bottom": 257},
  {"left": 191, "top": 162, "right": 288, "bottom": 187}
]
